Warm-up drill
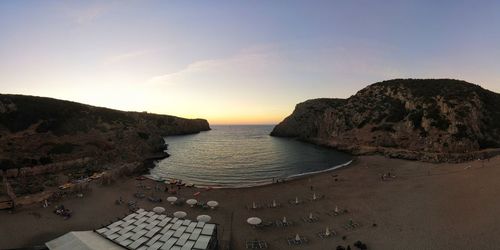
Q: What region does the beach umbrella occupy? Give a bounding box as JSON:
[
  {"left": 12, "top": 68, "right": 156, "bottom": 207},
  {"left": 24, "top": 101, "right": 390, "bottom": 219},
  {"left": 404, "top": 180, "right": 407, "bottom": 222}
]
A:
[
  {"left": 313, "top": 192, "right": 317, "bottom": 200},
  {"left": 309, "top": 212, "right": 314, "bottom": 220},
  {"left": 207, "top": 201, "right": 219, "bottom": 209},
  {"left": 272, "top": 200, "right": 277, "bottom": 208},
  {"left": 186, "top": 199, "right": 198, "bottom": 207},
  {"left": 325, "top": 227, "right": 331, "bottom": 236},
  {"left": 167, "top": 196, "right": 177, "bottom": 204},
  {"left": 247, "top": 217, "right": 262, "bottom": 226},
  {"left": 196, "top": 214, "right": 211, "bottom": 222},
  {"left": 153, "top": 207, "right": 165, "bottom": 214},
  {"left": 283, "top": 216, "right": 287, "bottom": 224},
  {"left": 173, "top": 211, "right": 187, "bottom": 219},
  {"left": 295, "top": 197, "right": 299, "bottom": 204},
  {"left": 334, "top": 206, "right": 339, "bottom": 213},
  {"left": 252, "top": 202, "right": 257, "bottom": 209},
  {"left": 295, "top": 234, "right": 301, "bottom": 241}
]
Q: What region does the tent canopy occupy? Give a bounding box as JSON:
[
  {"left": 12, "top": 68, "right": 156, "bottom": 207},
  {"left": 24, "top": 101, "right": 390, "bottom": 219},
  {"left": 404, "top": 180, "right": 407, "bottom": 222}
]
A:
[{"left": 46, "top": 231, "right": 124, "bottom": 250}]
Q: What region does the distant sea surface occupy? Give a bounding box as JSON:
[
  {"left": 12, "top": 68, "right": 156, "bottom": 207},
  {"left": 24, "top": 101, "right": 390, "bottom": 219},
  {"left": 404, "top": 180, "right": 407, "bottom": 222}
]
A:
[{"left": 150, "top": 125, "right": 352, "bottom": 187}]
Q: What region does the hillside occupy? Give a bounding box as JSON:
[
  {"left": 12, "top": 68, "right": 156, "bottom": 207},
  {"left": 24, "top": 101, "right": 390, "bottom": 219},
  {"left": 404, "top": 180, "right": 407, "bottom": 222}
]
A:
[
  {"left": 271, "top": 79, "right": 500, "bottom": 162},
  {"left": 0, "top": 94, "right": 209, "bottom": 195}
]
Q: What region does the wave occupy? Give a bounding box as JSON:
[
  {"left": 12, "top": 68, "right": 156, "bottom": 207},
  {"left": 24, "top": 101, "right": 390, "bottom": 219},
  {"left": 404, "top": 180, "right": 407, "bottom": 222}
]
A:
[
  {"left": 284, "top": 160, "right": 353, "bottom": 180},
  {"left": 146, "top": 159, "right": 354, "bottom": 189}
]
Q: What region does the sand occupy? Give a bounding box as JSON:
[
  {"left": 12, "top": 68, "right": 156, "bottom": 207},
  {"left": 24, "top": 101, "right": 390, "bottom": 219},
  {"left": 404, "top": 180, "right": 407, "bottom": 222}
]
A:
[{"left": 1, "top": 155, "right": 500, "bottom": 249}]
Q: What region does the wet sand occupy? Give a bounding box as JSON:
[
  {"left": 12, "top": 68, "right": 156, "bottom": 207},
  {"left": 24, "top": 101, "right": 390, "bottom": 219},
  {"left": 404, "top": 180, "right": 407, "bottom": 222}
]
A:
[{"left": 1, "top": 155, "right": 500, "bottom": 249}]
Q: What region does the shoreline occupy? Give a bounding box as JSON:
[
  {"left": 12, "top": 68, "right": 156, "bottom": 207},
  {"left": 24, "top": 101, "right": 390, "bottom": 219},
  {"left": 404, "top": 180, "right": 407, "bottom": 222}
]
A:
[
  {"left": 2, "top": 155, "right": 500, "bottom": 249},
  {"left": 145, "top": 160, "right": 355, "bottom": 189}
]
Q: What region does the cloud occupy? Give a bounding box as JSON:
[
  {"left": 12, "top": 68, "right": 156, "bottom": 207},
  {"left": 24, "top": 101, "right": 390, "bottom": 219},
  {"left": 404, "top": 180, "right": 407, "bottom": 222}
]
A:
[
  {"left": 147, "top": 48, "right": 279, "bottom": 85},
  {"left": 105, "top": 50, "right": 152, "bottom": 65},
  {"left": 66, "top": 3, "right": 110, "bottom": 24}
]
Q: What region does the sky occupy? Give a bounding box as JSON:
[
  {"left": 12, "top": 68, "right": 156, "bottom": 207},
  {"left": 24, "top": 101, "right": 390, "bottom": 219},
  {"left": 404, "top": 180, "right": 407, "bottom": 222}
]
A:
[{"left": 1, "top": 1, "right": 500, "bottom": 125}]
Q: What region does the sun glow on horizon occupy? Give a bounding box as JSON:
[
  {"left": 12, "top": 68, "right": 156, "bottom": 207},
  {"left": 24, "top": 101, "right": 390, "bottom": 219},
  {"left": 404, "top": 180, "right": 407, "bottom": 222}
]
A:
[{"left": 1, "top": 1, "right": 500, "bottom": 124}]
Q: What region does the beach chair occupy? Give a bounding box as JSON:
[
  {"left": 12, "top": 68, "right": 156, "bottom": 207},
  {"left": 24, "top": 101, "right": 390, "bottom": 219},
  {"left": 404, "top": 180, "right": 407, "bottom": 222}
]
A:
[
  {"left": 288, "top": 199, "right": 304, "bottom": 205},
  {"left": 302, "top": 216, "right": 319, "bottom": 223},
  {"left": 267, "top": 201, "right": 281, "bottom": 208},
  {"left": 317, "top": 230, "right": 336, "bottom": 239},
  {"left": 343, "top": 220, "right": 361, "bottom": 231},
  {"left": 147, "top": 196, "right": 162, "bottom": 203},
  {"left": 286, "top": 236, "right": 309, "bottom": 246},
  {"left": 133, "top": 192, "right": 145, "bottom": 199},
  {"left": 245, "top": 240, "right": 268, "bottom": 249},
  {"left": 276, "top": 219, "right": 294, "bottom": 227}
]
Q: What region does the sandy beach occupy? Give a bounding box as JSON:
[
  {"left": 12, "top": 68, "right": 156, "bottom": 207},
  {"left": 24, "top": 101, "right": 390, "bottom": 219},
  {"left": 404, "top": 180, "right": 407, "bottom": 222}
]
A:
[{"left": 1, "top": 155, "right": 500, "bottom": 250}]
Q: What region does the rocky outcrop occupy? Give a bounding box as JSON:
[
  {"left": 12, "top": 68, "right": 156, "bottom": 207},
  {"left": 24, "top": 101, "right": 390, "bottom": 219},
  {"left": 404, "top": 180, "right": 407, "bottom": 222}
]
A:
[
  {"left": 271, "top": 79, "right": 500, "bottom": 162},
  {"left": 0, "top": 94, "right": 210, "bottom": 175}
]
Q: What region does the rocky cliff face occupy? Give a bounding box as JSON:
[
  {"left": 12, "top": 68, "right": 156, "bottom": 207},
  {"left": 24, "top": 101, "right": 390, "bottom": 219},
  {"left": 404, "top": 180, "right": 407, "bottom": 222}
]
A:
[
  {"left": 0, "top": 94, "right": 210, "bottom": 173},
  {"left": 271, "top": 79, "right": 500, "bottom": 162}
]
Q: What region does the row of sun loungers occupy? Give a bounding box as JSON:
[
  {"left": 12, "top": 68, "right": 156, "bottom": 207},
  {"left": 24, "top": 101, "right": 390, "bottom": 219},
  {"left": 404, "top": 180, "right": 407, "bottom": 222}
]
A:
[
  {"left": 246, "top": 240, "right": 268, "bottom": 249},
  {"left": 301, "top": 216, "right": 320, "bottom": 223},
  {"left": 286, "top": 236, "right": 309, "bottom": 246},
  {"left": 343, "top": 221, "right": 361, "bottom": 231}
]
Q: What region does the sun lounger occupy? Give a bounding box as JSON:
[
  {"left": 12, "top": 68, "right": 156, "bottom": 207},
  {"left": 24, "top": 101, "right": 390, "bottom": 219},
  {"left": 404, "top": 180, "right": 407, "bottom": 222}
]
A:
[
  {"left": 309, "top": 194, "right": 325, "bottom": 201},
  {"left": 302, "top": 216, "right": 319, "bottom": 223},
  {"left": 133, "top": 192, "right": 145, "bottom": 199},
  {"left": 147, "top": 196, "right": 162, "bottom": 203},
  {"left": 254, "top": 221, "right": 274, "bottom": 229},
  {"left": 245, "top": 240, "right": 268, "bottom": 249},
  {"left": 247, "top": 203, "right": 263, "bottom": 210},
  {"left": 342, "top": 221, "right": 361, "bottom": 231},
  {"left": 317, "top": 230, "right": 336, "bottom": 239},
  {"left": 286, "top": 236, "right": 309, "bottom": 246},
  {"left": 287, "top": 199, "right": 304, "bottom": 205},
  {"left": 275, "top": 220, "right": 294, "bottom": 228}
]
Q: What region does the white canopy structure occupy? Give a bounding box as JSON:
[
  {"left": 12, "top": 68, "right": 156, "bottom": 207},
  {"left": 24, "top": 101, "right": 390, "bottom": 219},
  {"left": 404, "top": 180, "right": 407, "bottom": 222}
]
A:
[
  {"left": 173, "top": 211, "right": 187, "bottom": 218},
  {"left": 247, "top": 217, "right": 262, "bottom": 226},
  {"left": 207, "top": 201, "right": 218, "bottom": 209},
  {"left": 152, "top": 207, "right": 165, "bottom": 214},
  {"left": 46, "top": 231, "right": 124, "bottom": 250},
  {"left": 166, "top": 196, "right": 177, "bottom": 204},
  {"left": 196, "top": 214, "right": 212, "bottom": 222},
  {"left": 186, "top": 199, "right": 198, "bottom": 207},
  {"left": 91, "top": 208, "right": 218, "bottom": 250}
]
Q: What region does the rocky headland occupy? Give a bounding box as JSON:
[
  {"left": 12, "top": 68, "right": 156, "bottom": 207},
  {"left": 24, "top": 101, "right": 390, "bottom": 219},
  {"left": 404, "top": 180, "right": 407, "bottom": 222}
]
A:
[
  {"left": 0, "top": 94, "right": 209, "bottom": 198},
  {"left": 271, "top": 79, "right": 500, "bottom": 162}
]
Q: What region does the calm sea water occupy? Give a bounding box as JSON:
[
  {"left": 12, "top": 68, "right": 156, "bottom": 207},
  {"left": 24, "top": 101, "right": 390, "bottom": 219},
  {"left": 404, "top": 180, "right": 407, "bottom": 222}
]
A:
[{"left": 150, "top": 125, "right": 352, "bottom": 187}]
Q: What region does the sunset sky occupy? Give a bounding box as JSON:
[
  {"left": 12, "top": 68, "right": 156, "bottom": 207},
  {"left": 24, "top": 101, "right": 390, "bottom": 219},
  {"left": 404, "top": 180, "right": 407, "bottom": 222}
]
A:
[{"left": 1, "top": 1, "right": 500, "bottom": 124}]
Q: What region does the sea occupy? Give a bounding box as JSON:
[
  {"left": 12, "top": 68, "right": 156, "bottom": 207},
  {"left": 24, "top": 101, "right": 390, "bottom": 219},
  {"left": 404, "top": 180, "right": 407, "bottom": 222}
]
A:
[{"left": 149, "top": 125, "right": 352, "bottom": 188}]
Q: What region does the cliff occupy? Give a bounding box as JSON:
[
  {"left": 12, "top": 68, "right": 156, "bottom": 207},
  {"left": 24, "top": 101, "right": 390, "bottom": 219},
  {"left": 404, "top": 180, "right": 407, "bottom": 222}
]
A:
[
  {"left": 0, "top": 94, "right": 210, "bottom": 176},
  {"left": 271, "top": 79, "right": 500, "bottom": 162}
]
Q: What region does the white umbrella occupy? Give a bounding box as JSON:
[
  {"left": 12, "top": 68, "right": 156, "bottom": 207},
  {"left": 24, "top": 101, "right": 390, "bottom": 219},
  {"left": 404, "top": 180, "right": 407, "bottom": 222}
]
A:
[
  {"left": 247, "top": 217, "right": 262, "bottom": 225},
  {"left": 309, "top": 212, "right": 314, "bottom": 220},
  {"left": 252, "top": 201, "right": 257, "bottom": 209},
  {"left": 186, "top": 199, "right": 198, "bottom": 207},
  {"left": 283, "top": 216, "right": 287, "bottom": 224},
  {"left": 313, "top": 192, "right": 317, "bottom": 200},
  {"left": 272, "top": 200, "right": 277, "bottom": 208},
  {"left": 295, "top": 234, "right": 301, "bottom": 241},
  {"left": 173, "top": 211, "right": 187, "bottom": 218},
  {"left": 196, "top": 214, "right": 211, "bottom": 222},
  {"left": 295, "top": 197, "right": 299, "bottom": 204},
  {"left": 152, "top": 207, "right": 165, "bottom": 214},
  {"left": 334, "top": 206, "right": 339, "bottom": 213},
  {"left": 207, "top": 200, "right": 218, "bottom": 209},
  {"left": 325, "top": 227, "right": 331, "bottom": 236},
  {"left": 167, "top": 196, "right": 177, "bottom": 204}
]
